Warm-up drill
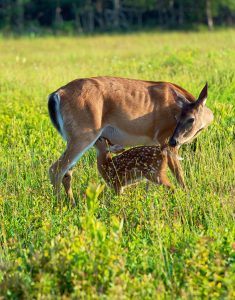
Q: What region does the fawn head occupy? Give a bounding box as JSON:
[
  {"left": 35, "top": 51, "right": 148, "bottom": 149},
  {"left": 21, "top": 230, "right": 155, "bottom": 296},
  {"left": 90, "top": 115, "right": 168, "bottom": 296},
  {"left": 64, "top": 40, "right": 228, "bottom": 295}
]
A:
[
  {"left": 95, "top": 137, "right": 124, "bottom": 153},
  {"left": 169, "top": 83, "right": 214, "bottom": 147}
]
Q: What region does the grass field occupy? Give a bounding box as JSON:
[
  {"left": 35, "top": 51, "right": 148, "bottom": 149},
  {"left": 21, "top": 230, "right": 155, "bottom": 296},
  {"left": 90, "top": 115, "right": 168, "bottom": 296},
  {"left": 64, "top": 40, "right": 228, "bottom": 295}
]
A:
[{"left": 0, "top": 30, "right": 235, "bottom": 299}]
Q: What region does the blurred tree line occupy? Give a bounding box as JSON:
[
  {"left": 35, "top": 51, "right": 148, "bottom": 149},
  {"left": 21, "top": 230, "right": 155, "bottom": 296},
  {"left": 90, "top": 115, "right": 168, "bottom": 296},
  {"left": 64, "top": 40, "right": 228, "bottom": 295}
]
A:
[{"left": 0, "top": 0, "right": 235, "bottom": 34}]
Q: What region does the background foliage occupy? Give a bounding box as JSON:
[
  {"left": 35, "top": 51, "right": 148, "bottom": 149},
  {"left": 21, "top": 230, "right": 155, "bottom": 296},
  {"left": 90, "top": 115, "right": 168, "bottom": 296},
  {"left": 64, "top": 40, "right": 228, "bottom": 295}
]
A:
[
  {"left": 0, "top": 30, "right": 235, "bottom": 298},
  {"left": 0, "top": 0, "right": 235, "bottom": 34}
]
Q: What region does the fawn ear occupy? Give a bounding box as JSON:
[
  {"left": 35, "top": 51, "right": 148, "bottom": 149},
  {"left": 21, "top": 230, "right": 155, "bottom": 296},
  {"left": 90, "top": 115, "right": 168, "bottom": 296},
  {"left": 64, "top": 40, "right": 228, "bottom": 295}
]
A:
[
  {"left": 171, "top": 88, "right": 190, "bottom": 109},
  {"left": 196, "top": 82, "right": 207, "bottom": 107},
  {"left": 109, "top": 144, "right": 124, "bottom": 153}
]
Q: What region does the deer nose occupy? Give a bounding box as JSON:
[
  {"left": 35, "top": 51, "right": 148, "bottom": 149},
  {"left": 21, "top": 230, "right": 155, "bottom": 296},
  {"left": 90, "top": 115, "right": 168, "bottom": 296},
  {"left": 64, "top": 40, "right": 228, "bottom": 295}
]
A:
[{"left": 169, "top": 138, "right": 177, "bottom": 147}]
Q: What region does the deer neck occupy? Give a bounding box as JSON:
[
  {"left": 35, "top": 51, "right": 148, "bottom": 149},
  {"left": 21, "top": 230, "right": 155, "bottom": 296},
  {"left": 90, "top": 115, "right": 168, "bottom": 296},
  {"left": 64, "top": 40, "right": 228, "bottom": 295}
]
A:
[{"left": 96, "top": 148, "right": 112, "bottom": 166}]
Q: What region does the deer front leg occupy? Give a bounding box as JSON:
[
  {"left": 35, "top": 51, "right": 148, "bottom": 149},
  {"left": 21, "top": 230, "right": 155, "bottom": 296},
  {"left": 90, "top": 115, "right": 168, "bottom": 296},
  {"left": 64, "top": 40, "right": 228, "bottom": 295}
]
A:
[
  {"left": 167, "top": 150, "right": 186, "bottom": 189},
  {"left": 159, "top": 173, "right": 174, "bottom": 190},
  {"left": 145, "top": 172, "right": 173, "bottom": 190}
]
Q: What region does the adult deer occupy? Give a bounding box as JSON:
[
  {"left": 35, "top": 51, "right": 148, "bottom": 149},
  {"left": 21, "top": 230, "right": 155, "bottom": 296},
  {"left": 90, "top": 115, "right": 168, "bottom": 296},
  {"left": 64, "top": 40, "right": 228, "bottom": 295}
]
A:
[{"left": 48, "top": 77, "right": 213, "bottom": 205}]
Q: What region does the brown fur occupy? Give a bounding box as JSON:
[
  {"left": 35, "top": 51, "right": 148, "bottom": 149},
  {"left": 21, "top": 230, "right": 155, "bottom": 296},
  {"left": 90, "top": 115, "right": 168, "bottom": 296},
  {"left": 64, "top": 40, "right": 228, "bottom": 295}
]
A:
[{"left": 59, "top": 78, "right": 195, "bottom": 144}]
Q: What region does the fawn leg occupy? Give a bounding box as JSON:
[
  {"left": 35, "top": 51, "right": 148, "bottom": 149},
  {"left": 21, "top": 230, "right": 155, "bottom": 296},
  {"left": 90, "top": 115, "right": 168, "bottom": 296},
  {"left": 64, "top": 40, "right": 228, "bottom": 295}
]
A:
[
  {"left": 159, "top": 174, "right": 173, "bottom": 190},
  {"left": 167, "top": 149, "right": 186, "bottom": 189},
  {"left": 145, "top": 174, "right": 173, "bottom": 190},
  {"left": 114, "top": 184, "right": 124, "bottom": 195}
]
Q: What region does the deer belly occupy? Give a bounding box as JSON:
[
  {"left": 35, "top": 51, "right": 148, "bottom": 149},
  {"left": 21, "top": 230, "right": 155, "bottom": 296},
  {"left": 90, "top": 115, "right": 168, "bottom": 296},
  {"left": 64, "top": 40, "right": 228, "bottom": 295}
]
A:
[
  {"left": 110, "top": 168, "right": 143, "bottom": 188},
  {"left": 101, "top": 126, "right": 154, "bottom": 147}
]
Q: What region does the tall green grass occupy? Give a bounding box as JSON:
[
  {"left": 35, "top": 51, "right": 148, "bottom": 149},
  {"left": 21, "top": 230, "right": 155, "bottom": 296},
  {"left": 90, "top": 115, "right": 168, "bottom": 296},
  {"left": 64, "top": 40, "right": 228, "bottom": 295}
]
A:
[{"left": 0, "top": 30, "right": 235, "bottom": 299}]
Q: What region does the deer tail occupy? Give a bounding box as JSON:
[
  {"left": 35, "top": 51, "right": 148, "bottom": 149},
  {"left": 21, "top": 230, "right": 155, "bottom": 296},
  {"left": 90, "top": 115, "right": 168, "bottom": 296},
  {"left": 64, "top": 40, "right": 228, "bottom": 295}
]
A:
[{"left": 48, "top": 92, "right": 67, "bottom": 140}]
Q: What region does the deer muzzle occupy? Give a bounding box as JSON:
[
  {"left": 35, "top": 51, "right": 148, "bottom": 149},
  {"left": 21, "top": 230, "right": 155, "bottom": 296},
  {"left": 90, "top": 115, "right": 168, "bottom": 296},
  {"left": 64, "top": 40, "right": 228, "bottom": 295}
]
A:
[{"left": 169, "top": 137, "right": 178, "bottom": 147}]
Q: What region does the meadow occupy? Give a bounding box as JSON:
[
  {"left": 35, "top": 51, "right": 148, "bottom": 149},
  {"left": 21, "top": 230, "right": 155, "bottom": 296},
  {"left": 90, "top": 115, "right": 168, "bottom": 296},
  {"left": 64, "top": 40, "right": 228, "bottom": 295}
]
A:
[{"left": 0, "top": 30, "right": 235, "bottom": 299}]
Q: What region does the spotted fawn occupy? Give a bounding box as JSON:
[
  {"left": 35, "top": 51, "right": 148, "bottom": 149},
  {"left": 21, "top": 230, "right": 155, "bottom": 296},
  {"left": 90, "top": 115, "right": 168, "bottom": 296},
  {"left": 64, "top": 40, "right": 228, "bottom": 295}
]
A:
[{"left": 95, "top": 137, "right": 173, "bottom": 194}]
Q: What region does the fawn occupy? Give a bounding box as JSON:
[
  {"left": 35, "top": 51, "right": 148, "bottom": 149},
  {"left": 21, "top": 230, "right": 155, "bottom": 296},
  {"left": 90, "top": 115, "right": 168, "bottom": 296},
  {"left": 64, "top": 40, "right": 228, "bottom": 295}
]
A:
[{"left": 95, "top": 137, "right": 173, "bottom": 194}]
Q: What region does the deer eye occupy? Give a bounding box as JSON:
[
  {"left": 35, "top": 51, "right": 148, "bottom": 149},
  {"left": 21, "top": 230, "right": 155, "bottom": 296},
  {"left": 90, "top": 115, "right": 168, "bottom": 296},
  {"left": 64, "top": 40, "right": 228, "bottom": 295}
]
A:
[{"left": 187, "top": 118, "right": 195, "bottom": 124}]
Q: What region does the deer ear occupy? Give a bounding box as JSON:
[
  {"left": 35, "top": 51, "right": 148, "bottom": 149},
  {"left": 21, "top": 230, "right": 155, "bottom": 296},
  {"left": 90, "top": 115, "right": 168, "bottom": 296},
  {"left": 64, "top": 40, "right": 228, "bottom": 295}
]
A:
[
  {"left": 109, "top": 144, "right": 124, "bottom": 153},
  {"left": 197, "top": 82, "right": 207, "bottom": 106},
  {"left": 171, "top": 88, "right": 190, "bottom": 108}
]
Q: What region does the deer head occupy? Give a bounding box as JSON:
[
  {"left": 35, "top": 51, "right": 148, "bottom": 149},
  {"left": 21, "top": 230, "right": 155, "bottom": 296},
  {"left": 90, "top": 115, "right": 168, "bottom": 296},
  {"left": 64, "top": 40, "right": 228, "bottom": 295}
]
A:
[
  {"left": 169, "top": 83, "right": 214, "bottom": 147},
  {"left": 95, "top": 137, "right": 124, "bottom": 153}
]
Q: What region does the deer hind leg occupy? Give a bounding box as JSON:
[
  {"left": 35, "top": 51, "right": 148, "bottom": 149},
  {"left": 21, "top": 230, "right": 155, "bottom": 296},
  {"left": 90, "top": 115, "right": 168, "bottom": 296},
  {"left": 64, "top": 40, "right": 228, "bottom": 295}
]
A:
[
  {"left": 49, "top": 131, "right": 101, "bottom": 206},
  {"left": 114, "top": 184, "right": 124, "bottom": 195},
  {"left": 167, "top": 150, "right": 186, "bottom": 189},
  {"left": 62, "top": 169, "right": 74, "bottom": 204}
]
